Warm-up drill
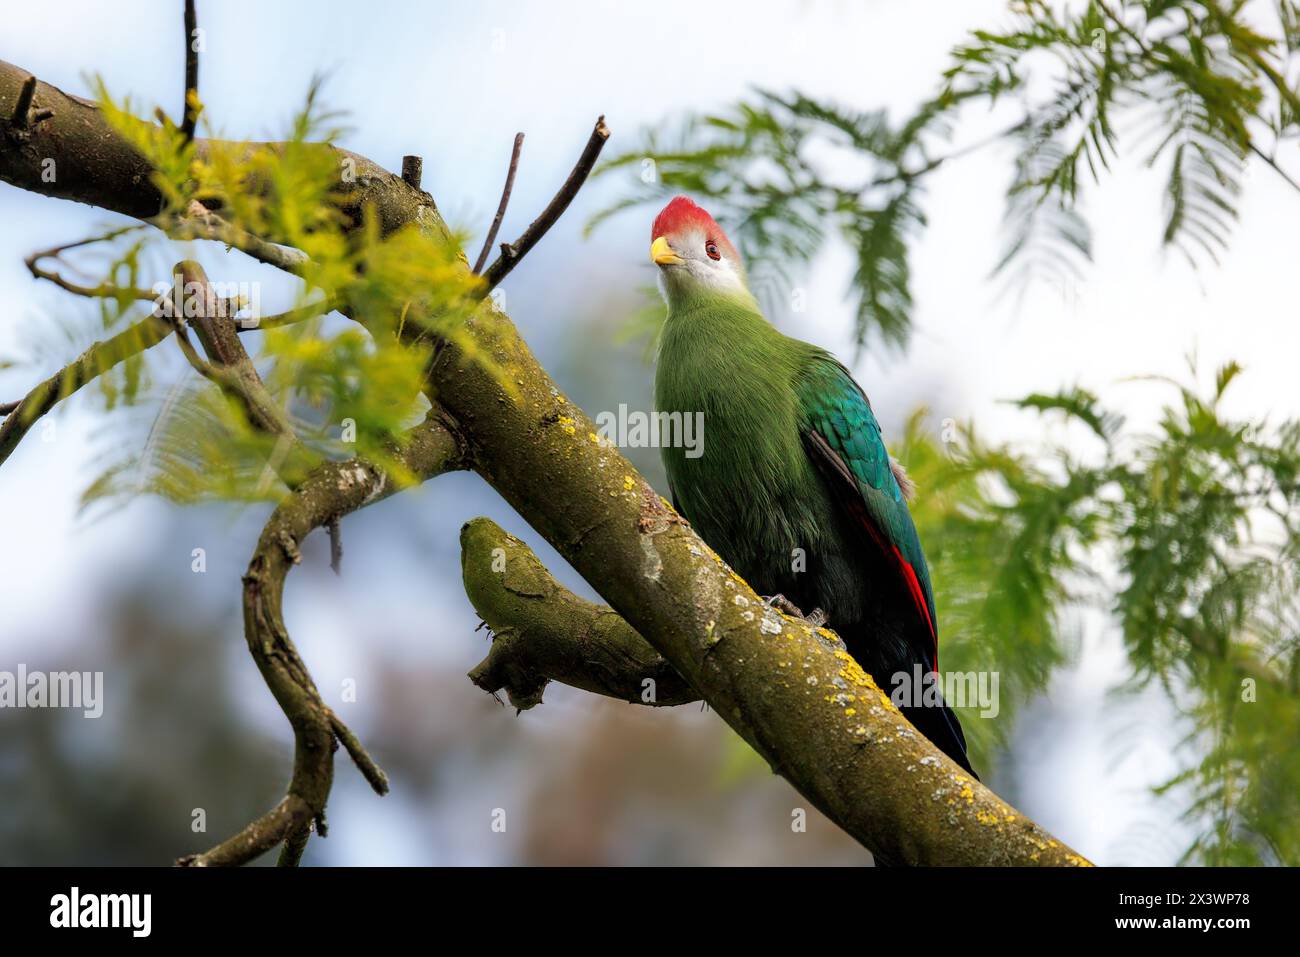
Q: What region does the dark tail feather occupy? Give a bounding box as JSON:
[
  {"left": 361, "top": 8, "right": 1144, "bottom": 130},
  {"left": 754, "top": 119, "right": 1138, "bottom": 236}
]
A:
[{"left": 900, "top": 699, "right": 978, "bottom": 780}]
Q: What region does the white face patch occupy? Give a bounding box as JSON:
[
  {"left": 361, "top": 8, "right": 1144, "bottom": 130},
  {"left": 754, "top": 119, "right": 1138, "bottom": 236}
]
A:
[{"left": 656, "top": 227, "right": 754, "bottom": 306}]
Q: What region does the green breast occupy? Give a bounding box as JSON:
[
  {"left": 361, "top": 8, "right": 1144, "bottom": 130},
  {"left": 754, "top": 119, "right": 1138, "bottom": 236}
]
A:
[{"left": 653, "top": 298, "right": 830, "bottom": 582}]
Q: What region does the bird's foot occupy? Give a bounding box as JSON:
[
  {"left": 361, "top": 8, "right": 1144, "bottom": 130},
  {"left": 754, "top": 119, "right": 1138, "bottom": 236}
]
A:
[
  {"left": 763, "top": 594, "right": 830, "bottom": 629},
  {"left": 763, "top": 593, "right": 804, "bottom": 617}
]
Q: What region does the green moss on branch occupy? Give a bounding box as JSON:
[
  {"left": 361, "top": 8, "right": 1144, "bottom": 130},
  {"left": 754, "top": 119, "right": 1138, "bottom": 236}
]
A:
[{"left": 461, "top": 517, "right": 697, "bottom": 709}]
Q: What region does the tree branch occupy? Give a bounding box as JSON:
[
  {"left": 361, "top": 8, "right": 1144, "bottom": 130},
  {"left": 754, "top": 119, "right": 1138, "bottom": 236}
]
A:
[
  {"left": 167, "top": 260, "right": 398, "bottom": 864},
  {"left": 473, "top": 132, "right": 524, "bottom": 274},
  {"left": 164, "top": 202, "right": 311, "bottom": 277},
  {"left": 180, "top": 0, "right": 199, "bottom": 144},
  {"left": 172, "top": 260, "right": 298, "bottom": 440},
  {"left": 0, "top": 297, "right": 327, "bottom": 467},
  {"left": 23, "top": 226, "right": 156, "bottom": 300},
  {"left": 480, "top": 116, "right": 608, "bottom": 291},
  {"left": 0, "top": 59, "right": 453, "bottom": 242},
  {"left": 462, "top": 517, "right": 697, "bottom": 709},
  {"left": 179, "top": 411, "right": 466, "bottom": 866}
]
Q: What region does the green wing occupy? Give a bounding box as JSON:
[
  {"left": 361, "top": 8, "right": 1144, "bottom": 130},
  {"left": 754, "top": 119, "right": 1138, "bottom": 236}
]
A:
[{"left": 798, "top": 355, "right": 938, "bottom": 668}]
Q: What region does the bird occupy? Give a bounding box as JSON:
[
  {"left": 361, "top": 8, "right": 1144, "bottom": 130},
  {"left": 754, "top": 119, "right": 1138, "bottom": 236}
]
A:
[{"left": 650, "top": 195, "right": 976, "bottom": 778}]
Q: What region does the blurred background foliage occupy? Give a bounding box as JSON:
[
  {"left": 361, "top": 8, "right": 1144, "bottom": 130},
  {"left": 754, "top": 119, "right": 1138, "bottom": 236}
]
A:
[{"left": 3, "top": 0, "right": 1298, "bottom": 866}]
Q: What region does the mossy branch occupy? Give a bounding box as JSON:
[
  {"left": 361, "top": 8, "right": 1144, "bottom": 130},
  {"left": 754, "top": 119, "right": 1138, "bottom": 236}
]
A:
[
  {"left": 0, "top": 58, "right": 451, "bottom": 243},
  {"left": 462, "top": 517, "right": 697, "bottom": 709},
  {"left": 168, "top": 264, "right": 463, "bottom": 866},
  {"left": 179, "top": 412, "right": 465, "bottom": 866}
]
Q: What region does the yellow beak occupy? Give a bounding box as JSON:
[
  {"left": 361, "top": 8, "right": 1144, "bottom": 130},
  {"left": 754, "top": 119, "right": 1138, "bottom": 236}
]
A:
[{"left": 650, "top": 236, "right": 684, "bottom": 266}]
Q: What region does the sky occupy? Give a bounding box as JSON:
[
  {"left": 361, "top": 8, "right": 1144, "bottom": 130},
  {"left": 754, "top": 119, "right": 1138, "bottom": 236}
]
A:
[{"left": 3, "top": 0, "right": 1297, "bottom": 865}]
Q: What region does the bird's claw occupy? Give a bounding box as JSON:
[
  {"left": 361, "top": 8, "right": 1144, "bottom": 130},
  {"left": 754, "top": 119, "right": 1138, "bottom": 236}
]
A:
[
  {"left": 763, "top": 594, "right": 830, "bottom": 629},
  {"left": 763, "top": 593, "right": 804, "bottom": 617}
]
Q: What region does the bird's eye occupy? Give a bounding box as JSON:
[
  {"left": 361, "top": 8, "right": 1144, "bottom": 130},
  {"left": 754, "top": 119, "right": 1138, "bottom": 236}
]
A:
[{"left": 705, "top": 240, "right": 721, "bottom": 261}]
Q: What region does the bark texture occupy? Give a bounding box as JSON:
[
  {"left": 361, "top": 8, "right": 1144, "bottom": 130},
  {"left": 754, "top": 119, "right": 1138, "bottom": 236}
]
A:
[{"left": 463, "top": 517, "right": 697, "bottom": 709}]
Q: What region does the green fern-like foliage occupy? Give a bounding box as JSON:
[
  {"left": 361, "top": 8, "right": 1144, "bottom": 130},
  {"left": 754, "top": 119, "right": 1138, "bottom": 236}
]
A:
[
  {"left": 899, "top": 413, "right": 1090, "bottom": 768},
  {"left": 906, "top": 364, "right": 1300, "bottom": 863},
  {"left": 57, "top": 78, "right": 485, "bottom": 508},
  {"left": 598, "top": 1, "right": 1297, "bottom": 350},
  {"left": 944, "top": 0, "right": 1283, "bottom": 268}
]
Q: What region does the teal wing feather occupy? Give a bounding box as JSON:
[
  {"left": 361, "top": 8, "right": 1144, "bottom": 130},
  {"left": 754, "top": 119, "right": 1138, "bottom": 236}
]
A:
[{"left": 798, "top": 356, "right": 938, "bottom": 668}]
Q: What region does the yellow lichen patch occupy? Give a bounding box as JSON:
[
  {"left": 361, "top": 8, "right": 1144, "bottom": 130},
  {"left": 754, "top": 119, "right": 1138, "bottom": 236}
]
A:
[
  {"left": 558, "top": 415, "right": 577, "bottom": 436},
  {"left": 1065, "top": 854, "right": 1094, "bottom": 867},
  {"left": 831, "top": 649, "right": 900, "bottom": 714},
  {"left": 844, "top": 708, "right": 857, "bottom": 717},
  {"left": 623, "top": 474, "right": 635, "bottom": 491},
  {"left": 952, "top": 777, "right": 976, "bottom": 805}
]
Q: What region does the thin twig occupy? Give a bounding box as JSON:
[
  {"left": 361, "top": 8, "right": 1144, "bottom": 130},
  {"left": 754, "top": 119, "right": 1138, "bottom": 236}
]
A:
[
  {"left": 8, "top": 73, "right": 51, "bottom": 132},
  {"left": 180, "top": 0, "right": 200, "bottom": 144},
  {"left": 236, "top": 296, "right": 338, "bottom": 331},
  {"left": 1249, "top": 143, "right": 1300, "bottom": 195},
  {"left": 168, "top": 318, "right": 221, "bottom": 381},
  {"left": 480, "top": 117, "right": 608, "bottom": 291},
  {"left": 327, "top": 516, "right": 343, "bottom": 575},
  {"left": 401, "top": 154, "right": 422, "bottom": 189},
  {"left": 24, "top": 226, "right": 156, "bottom": 301},
  {"left": 11, "top": 74, "right": 35, "bottom": 126},
  {"left": 164, "top": 201, "right": 311, "bottom": 276},
  {"left": 473, "top": 132, "right": 524, "bottom": 274},
  {"left": 328, "top": 709, "right": 388, "bottom": 795},
  {"left": 0, "top": 299, "right": 328, "bottom": 463}
]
